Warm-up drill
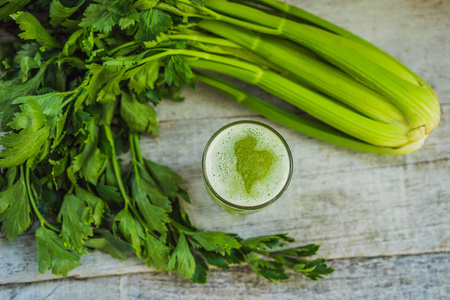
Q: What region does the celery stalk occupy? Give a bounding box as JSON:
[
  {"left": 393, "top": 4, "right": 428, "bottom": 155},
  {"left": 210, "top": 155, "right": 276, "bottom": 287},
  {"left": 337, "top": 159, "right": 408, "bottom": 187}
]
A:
[
  {"left": 184, "top": 57, "right": 414, "bottom": 147},
  {"left": 204, "top": 0, "right": 419, "bottom": 85},
  {"left": 203, "top": 0, "right": 440, "bottom": 134},
  {"left": 198, "top": 19, "right": 407, "bottom": 124},
  {"left": 195, "top": 72, "right": 423, "bottom": 155},
  {"left": 244, "top": 0, "right": 439, "bottom": 98},
  {"left": 154, "top": 0, "right": 440, "bottom": 153},
  {"left": 240, "top": 0, "right": 376, "bottom": 49}
]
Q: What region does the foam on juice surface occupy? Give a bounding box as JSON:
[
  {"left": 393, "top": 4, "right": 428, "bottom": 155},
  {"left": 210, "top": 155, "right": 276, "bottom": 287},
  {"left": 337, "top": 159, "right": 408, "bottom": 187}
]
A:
[{"left": 205, "top": 123, "right": 291, "bottom": 207}]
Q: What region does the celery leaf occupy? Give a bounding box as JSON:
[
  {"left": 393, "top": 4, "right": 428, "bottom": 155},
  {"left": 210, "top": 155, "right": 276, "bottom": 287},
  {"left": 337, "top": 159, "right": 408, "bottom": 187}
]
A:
[
  {"left": 36, "top": 225, "right": 83, "bottom": 277},
  {"left": 79, "top": 0, "right": 115, "bottom": 33},
  {"left": 191, "top": 252, "right": 209, "bottom": 284},
  {"left": 72, "top": 121, "right": 108, "bottom": 185},
  {"left": 187, "top": 231, "right": 241, "bottom": 255},
  {"left": 167, "top": 234, "right": 196, "bottom": 279},
  {"left": 11, "top": 12, "right": 62, "bottom": 50},
  {"left": 57, "top": 194, "right": 94, "bottom": 252},
  {"left": 131, "top": 175, "right": 168, "bottom": 237},
  {"left": 12, "top": 92, "right": 66, "bottom": 130},
  {"left": 0, "top": 0, "right": 31, "bottom": 21},
  {"left": 114, "top": 208, "right": 145, "bottom": 258},
  {"left": 75, "top": 186, "right": 106, "bottom": 228},
  {"left": 240, "top": 233, "right": 294, "bottom": 250},
  {"left": 0, "top": 99, "right": 50, "bottom": 168},
  {"left": 85, "top": 229, "right": 134, "bottom": 260},
  {"left": 144, "top": 159, "right": 182, "bottom": 200},
  {"left": 143, "top": 231, "right": 170, "bottom": 271},
  {"left": 120, "top": 92, "right": 159, "bottom": 135},
  {"left": 0, "top": 171, "right": 32, "bottom": 243},
  {"left": 135, "top": 9, "right": 172, "bottom": 42},
  {"left": 49, "top": 0, "right": 85, "bottom": 27}
]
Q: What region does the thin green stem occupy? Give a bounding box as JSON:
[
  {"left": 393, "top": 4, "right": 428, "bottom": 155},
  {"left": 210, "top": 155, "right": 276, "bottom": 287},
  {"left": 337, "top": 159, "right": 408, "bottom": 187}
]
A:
[
  {"left": 131, "top": 134, "right": 171, "bottom": 231},
  {"left": 143, "top": 49, "right": 258, "bottom": 71},
  {"left": 166, "top": 226, "right": 177, "bottom": 247},
  {"left": 67, "top": 184, "right": 75, "bottom": 195},
  {"left": 129, "top": 134, "right": 142, "bottom": 190},
  {"left": 125, "top": 133, "right": 157, "bottom": 233},
  {"left": 156, "top": 2, "right": 209, "bottom": 19},
  {"left": 132, "top": 134, "right": 145, "bottom": 165},
  {"left": 168, "top": 223, "right": 181, "bottom": 243},
  {"left": 61, "top": 98, "right": 74, "bottom": 109},
  {"left": 246, "top": 247, "right": 271, "bottom": 257},
  {"left": 169, "top": 34, "right": 240, "bottom": 48},
  {"left": 105, "top": 127, "right": 152, "bottom": 231},
  {"left": 107, "top": 41, "right": 139, "bottom": 56},
  {"left": 104, "top": 125, "right": 131, "bottom": 208},
  {"left": 156, "top": 0, "right": 280, "bottom": 35},
  {"left": 24, "top": 166, "right": 60, "bottom": 232},
  {"left": 248, "top": 0, "right": 376, "bottom": 49},
  {"left": 134, "top": 50, "right": 172, "bottom": 66},
  {"left": 129, "top": 134, "right": 138, "bottom": 166},
  {"left": 57, "top": 90, "right": 78, "bottom": 108},
  {"left": 170, "top": 219, "right": 193, "bottom": 233}
]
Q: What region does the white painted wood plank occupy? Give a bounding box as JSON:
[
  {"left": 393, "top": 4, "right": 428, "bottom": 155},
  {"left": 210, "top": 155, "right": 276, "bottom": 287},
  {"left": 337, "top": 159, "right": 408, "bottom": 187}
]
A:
[
  {"left": 1, "top": 253, "right": 448, "bottom": 300},
  {"left": 0, "top": 276, "right": 120, "bottom": 300}
]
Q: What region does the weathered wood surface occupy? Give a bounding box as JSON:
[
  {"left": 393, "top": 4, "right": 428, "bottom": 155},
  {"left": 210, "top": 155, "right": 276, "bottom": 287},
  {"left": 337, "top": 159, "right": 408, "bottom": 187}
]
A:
[
  {"left": 1, "top": 0, "right": 449, "bottom": 298},
  {"left": 1, "top": 253, "right": 448, "bottom": 300}
]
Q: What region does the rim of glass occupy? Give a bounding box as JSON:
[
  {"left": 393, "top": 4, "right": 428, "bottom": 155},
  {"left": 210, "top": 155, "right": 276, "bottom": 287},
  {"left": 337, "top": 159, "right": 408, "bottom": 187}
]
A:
[{"left": 202, "top": 120, "right": 293, "bottom": 211}]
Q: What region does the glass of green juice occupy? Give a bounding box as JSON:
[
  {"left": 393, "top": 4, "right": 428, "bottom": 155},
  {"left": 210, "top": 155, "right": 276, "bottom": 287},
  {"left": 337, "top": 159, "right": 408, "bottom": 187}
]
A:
[{"left": 202, "top": 120, "right": 293, "bottom": 215}]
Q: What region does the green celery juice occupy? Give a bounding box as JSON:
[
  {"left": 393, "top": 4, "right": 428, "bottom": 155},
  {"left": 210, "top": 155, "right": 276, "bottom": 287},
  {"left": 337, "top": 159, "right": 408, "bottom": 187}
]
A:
[{"left": 202, "top": 121, "right": 293, "bottom": 214}]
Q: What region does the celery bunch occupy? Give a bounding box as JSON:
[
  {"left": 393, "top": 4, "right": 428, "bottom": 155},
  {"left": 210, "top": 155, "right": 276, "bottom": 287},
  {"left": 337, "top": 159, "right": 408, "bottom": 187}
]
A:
[
  {"left": 163, "top": 0, "right": 440, "bottom": 154},
  {"left": 0, "top": 0, "right": 441, "bottom": 282}
]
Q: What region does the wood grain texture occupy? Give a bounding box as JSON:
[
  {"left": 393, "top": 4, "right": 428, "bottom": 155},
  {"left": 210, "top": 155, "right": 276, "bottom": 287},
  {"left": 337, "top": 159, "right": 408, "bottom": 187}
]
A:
[
  {"left": 0, "top": 0, "right": 449, "bottom": 297},
  {"left": 1, "top": 253, "right": 448, "bottom": 300}
]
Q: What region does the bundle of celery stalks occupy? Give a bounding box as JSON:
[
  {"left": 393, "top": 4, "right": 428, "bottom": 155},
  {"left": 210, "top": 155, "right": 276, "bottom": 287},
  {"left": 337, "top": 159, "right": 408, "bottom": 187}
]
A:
[{"left": 191, "top": 1, "right": 441, "bottom": 154}]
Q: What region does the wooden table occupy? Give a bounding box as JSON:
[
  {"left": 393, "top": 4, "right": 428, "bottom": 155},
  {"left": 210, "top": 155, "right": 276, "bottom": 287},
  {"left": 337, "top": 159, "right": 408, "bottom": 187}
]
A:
[{"left": 1, "top": 0, "right": 449, "bottom": 299}]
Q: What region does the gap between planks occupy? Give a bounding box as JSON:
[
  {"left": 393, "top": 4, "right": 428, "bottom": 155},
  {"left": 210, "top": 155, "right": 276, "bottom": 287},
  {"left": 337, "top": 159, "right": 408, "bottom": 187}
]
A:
[{"left": 0, "top": 251, "right": 448, "bottom": 288}]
